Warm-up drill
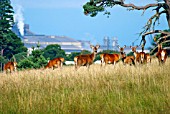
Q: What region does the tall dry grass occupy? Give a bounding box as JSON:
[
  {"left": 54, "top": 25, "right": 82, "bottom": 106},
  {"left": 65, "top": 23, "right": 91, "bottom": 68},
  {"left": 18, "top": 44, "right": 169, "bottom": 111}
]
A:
[{"left": 0, "top": 59, "right": 170, "bottom": 114}]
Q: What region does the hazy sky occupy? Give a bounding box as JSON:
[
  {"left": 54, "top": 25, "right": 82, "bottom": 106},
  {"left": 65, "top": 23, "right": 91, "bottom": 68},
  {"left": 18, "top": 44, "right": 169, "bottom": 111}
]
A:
[{"left": 11, "top": 0, "right": 168, "bottom": 48}]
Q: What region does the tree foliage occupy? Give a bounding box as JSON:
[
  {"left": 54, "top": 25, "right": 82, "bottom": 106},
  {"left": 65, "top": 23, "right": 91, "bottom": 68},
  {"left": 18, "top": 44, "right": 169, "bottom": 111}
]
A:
[
  {"left": 83, "top": 0, "right": 170, "bottom": 50},
  {"left": 0, "top": 0, "right": 14, "bottom": 33},
  {"left": 0, "top": 0, "right": 27, "bottom": 60},
  {"left": 18, "top": 49, "right": 48, "bottom": 69},
  {"left": 42, "top": 44, "right": 66, "bottom": 60}
]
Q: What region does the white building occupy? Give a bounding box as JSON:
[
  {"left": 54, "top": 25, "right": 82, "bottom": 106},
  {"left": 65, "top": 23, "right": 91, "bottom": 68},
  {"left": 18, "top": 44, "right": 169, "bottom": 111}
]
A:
[{"left": 12, "top": 23, "right": 91, "bottom": 54}]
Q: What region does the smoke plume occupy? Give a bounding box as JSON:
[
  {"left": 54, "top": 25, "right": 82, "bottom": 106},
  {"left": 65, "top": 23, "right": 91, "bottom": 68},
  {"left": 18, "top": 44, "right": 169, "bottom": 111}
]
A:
[{"left": 14, "top": 5, "right": 24, "bottom": 36}]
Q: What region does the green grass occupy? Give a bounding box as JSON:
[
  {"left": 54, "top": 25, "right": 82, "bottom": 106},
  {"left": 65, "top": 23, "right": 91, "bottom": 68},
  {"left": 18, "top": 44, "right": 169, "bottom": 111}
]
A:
[{"left": 0, "top": 59, "right": 170, "bottom": 114}]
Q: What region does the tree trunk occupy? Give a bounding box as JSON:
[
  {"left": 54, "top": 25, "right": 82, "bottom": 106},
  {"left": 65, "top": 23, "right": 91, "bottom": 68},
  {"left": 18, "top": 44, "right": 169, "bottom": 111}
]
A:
[
  {"left": 165, "top": 0, "right": 170, "bottom": 28},
  {"left": 167, "top": 9, "right": 170, "bottom": 28}
]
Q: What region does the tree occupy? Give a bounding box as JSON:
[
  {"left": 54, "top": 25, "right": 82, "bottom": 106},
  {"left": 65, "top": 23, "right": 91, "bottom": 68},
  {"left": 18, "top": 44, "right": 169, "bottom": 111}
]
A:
[
  {"left": 149, "top": 29, "right": 170, "bottom": 55},
  {"left": 2, "top": 32, "right": 27, "bottom": 59},
  {"left": 0, "top": 0, "right": 14, "bottom": 59},
  {"left": 43, "top": 44, "right": 66, "bottom": 60},
  {"left": 80, "top": 50, "right": 91, "bottom": 55},
  {"left": 0, "top": 0, "right": 27, "bottom": 71},
  {"left": 65, "top": 52, "right": 80, "bottom": 61},
  {"left": 18, "top": 49, "right": 48, "bottom": 69},
  {"left": 0, "top": 0, "right": 14, "bottom": 33},
  {"left": 0, "top": 0, "right": 27, "bottom": 59},
  {"left": 83, "top": 0, "right": 170, "bottom": 50}
]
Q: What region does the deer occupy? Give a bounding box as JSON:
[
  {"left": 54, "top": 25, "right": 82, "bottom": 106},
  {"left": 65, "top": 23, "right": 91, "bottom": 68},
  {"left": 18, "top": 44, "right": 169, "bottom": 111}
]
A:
[
  {"left": 100, "top": 45, "right": 126, "bottom": 66},
  {"left": 74, "top": 45, "right": 100, "bottom": 70},
  {"left": 130, "top": 45, "right": 152, "bottom": 64},
  {"left": 156, "top": 43, "right": 167, "bottom": 65},
  {"left": 130, "top": 45, "right": 144, "bottom": 64},
  {"left": 120, "top": 52, "right": 135, "bottom": 66},
  {"left": 4, "top": 54, "right": 18, "bottom": 73},
  {"left": 4, "top": 61, "right": 17, "bottom": 73},
  {"left": 45, "top": 57, "right": 65, "bottom": 70},
  {"left": 144, "top": 53, "right": 151, "bottom": 64}
]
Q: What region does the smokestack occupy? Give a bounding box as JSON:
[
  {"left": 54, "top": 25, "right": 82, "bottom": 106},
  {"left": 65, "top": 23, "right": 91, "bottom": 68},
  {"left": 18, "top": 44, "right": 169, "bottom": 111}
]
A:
[{"left": 14, "top": 5, "right": 24, "bottom": 36}]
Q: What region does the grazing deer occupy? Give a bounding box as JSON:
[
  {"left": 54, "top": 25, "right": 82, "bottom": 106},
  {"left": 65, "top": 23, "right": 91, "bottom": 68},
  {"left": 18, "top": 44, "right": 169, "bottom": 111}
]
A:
[
  {"left": 156, "top": 43, "right": 167, "bottom": 65},
  {"left": 120, "top": 52, "right": 135, "bottom": 66},
  {"left": 74, "top": 45, "right": 100, "bottom": 70},
  {"left": 100, "top": 45, "right": 126, "bottom": 66},
  {"left": 4, "top": 61, "right": 17, "bottom": 73},
  {"left": 45, "top": 57, "right": 65, "bottom": 69}
]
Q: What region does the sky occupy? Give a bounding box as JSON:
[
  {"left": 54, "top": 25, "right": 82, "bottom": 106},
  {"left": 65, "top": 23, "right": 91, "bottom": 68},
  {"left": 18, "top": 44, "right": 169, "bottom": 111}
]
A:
[{"left": 11, "top": 0, "right": 168, "bottom": 48}]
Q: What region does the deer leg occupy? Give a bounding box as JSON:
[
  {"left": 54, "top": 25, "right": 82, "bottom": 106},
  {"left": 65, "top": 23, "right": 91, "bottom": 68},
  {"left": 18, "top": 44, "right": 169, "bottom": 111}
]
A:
[
  {"left": 101, "top": 59, "right": 103, "bottom": 67},
  {"left": 52, "top": 66, "right": 55, "bottom": 70},
  {"left": 60, "top": 62, "right": 63, "bottom": 69},
  {"left": 10, "top": 67, "right": 12, "bottom": 73}
]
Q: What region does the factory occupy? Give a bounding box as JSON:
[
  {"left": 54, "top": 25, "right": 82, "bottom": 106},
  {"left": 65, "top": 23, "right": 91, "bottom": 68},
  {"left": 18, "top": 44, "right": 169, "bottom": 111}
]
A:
[
  {"left": 12, "top": 23, "right": 90, "bottom": 54},
  {"left": 12, "top": 23, "right": 141, "bottom": 54}
]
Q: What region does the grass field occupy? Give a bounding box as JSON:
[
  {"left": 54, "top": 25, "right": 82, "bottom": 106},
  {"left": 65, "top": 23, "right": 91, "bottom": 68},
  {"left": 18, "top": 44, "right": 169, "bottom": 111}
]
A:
[{"left": 0, "top": 59, "right": 170, "bottom": 114}]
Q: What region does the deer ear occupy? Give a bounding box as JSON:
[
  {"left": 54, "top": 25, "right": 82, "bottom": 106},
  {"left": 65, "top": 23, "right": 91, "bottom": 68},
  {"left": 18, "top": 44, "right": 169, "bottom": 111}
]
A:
[
  {"left": 124, "top": 45, "right": 126, "bottom": 48},
  {"left": 130, "top": 46, "right": 132, "bottom": 48},
  {"left": 96, "top": 45, "right": 100, "bottom": 49}
]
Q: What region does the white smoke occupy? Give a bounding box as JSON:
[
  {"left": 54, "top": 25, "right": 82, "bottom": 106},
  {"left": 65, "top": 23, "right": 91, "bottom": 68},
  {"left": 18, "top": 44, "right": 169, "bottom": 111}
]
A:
[{"left": 14, "top": 5, "right": 24, "bottom": 36}]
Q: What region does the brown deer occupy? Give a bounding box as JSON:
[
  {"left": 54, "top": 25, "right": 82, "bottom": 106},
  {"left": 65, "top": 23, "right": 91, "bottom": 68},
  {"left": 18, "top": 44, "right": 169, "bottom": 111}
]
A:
[
  {"left": 4, "top": 61, "right": 17, "bottom": 73},
  {"left": 130, "top": 45, "right": 144, "bottom": 64},
  {"left": 74, "top": 45, "right": 100, "bottom": 70},
  {"left": 145, "top": 53, "right": 151, "bottom": 64},
  {"left": 131, "top": 45, "right": 152, "bottom": 64},
  {"left": 156, "top": 43, "right": 167, "bottom": 65},
  {"left": 100, "top": 45, "right": 126, "bottom": 66},
  {"left": 120, "top": 52, "right": 135, "bottom": 66},
  {"left": 45, "top": 57, "right": 65, "bottom": 69}
]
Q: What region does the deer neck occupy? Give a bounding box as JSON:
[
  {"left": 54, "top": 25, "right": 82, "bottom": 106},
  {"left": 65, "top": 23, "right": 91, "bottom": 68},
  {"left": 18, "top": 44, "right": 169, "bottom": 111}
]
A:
[
  {"left": 90, "top": 52, "right": 96, "bottom": 61},
  {"left": 133, "top": 51, "right": 138, "bottom": 57}
]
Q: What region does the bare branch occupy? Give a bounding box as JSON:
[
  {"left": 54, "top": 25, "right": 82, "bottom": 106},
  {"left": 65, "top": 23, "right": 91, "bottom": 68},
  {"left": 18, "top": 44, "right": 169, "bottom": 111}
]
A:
[
  {"left": 156, "top": 34, "right": 170, "bottom": 43},
  {"left": 121, "top": 3, "right": 158, "bottom": 10},
  {"left": 150, "top": 39, "right": 170, "bottom": 54},
  {"left": 139, "top": 10, "right": 167, "bottom": 36},
  {"left": 139, "top": 30, "right": 170, "bottom": 49},
  {"left": 94, "top": 0, "right": 159, "bottom": 10},
  {"left": 142, "top": 30, "right": 170, "bottom": 38}
]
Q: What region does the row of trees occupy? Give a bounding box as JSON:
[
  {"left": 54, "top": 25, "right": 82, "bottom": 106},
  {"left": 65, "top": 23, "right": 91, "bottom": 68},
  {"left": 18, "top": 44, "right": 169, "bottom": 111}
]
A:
[{"left": 15, "top": 43, "right": 123, "bottom": 69}]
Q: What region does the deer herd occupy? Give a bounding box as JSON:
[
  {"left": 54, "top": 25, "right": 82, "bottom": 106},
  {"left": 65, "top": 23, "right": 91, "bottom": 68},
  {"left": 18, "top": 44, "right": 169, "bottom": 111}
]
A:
[{"left": 3, "top": 43, "right": 168, "bottom": 73}]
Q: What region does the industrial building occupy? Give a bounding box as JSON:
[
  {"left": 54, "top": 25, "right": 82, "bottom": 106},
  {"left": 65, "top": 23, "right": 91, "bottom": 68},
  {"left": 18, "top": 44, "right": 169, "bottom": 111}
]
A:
[
  {"left": 12, "top": 23, "right": 148, "bottom": 55},
  {"left": 12, "top": 23, "right": 90, "bottom": 54}
]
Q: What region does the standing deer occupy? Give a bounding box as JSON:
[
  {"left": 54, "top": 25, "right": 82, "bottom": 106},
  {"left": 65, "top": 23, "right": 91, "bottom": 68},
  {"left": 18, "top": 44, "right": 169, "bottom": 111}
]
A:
[
  {"left": 4, "top": 61, "right": 17, "bottom": 73},
  {"left": 130, "top": 45, "right": 151, "bottom": 64},
  {"left": 156, "top": 43, "right": 167, "bottom": 65},
  {"left": 130, "top": 46, "right": 143, "bottom": 64},
  {"left": 45, "top": 57, "right": 65, "bottom": 69},
  {"left": 100, "top": 45, "right": 126, "bottom": 66},
  {"left": 74, "top": 45, "right": 100, "bottom": 70},
  {"left": 145, "top": 53, "right": 151, "bottom": 64}
]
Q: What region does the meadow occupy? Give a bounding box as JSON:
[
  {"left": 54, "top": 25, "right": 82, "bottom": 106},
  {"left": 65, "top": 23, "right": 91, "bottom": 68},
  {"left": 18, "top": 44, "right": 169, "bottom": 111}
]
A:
[{"left": 0, "top": 59, "right": 170, "bottom": 114}]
